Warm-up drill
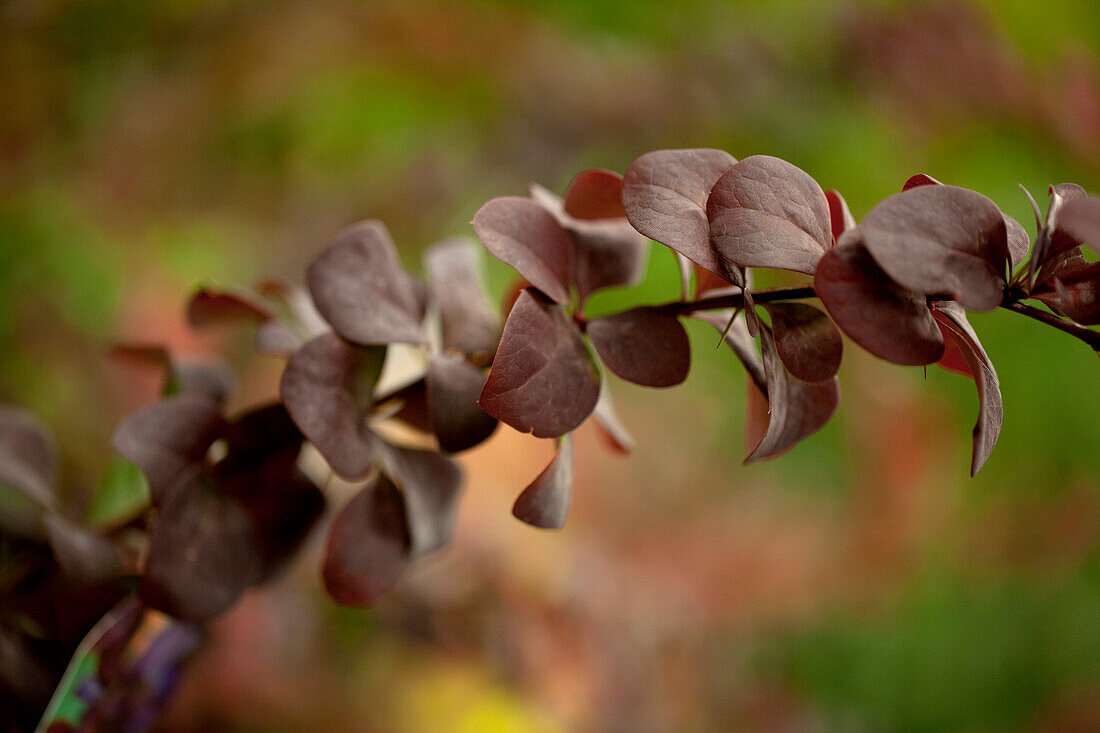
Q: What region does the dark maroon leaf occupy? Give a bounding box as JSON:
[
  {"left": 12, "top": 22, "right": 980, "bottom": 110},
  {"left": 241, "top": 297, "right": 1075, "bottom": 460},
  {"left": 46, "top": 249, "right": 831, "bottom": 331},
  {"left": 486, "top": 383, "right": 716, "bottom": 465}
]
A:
[
  {"left": 140, "top": 472, "right": 264, "bottom": 622},
  {"left": 622, "top": 148, "right": 738, "bottom": 279},
  {"left": 1032, "top": 261, "right": 1100, "bottom": 325},
  {"left": 217, "top": 403, "right": 303, "bottom": 478},
  {"left": 706, "top": 155, "right": 832, "bottom": 275},
  {"left": 279, "top": 333, "right": 384, "bottom": 480},
  {"left": 903, "top": 173, "right": 942, "bottom": 190},
  {"left": 480, "top": 289, "right": 600, "bottom": 438},
  {"left": 814, "top": 234, "right": 945, "bottom": 366},
  {"left": 745, "top": 326, "right": 840, "bottom": 464},
  {"left": 186, "top": 288, "right": 272, "bottom": 328},
  {"left": 859, "top": 185, "right": 1008, "bottom": 310},
  {"left": 426, "top": 354, "right": 498, "bottom": 453},
  {"left": 322, "top": 474, "right": 410, "bottom": 606},
  {"left": 826, "top": 189, "right": 857, "bottom": 242},
  {"left": 931, "top": 302, "right": 1002, "bottom": 476},
  {"left": 0, "top": 406, "right": 57, "bottom": 507},
  {"left": 590, "top": 382, "right": 635, "bottom": 455},
  {"left": 306, "top": 220, "right": 424, "bottom": 346},
  {"left": 43, "top": 512, "right": 123, "bottom": 585},
  {"left": 563, "top": 168, "right": 627, "bottom": 220},
  {"left": 472, "top": 196, "right": 573, "bottom": 304},
  {"left": 1059, "top": 194, "right": 1100, "bottom": 256},
  {"left": 586, "top": 307, "right": 690, "bottom": 388},
  {"left": 424, "top": 238, "right": 500, "bottom": 354},
  {"left": 512, "top": 435, "right": 574, "bottom": 529},
  {"left": 391, "top": 378, "right": 433, "bottom": 435},
  {"left": 371, "top": 437, "right": 464, "bottom": 556},
  {"left": 762, "top": 302, "right": 843, "bottom": 382},
  {"left": 111, "top": 394, "right": 226, "bottom": 502},
  {"left": 693, "top": 310, "right": 767, "bottom": 396},
  {"left": 254, "top": 320, "right": 304, "bottom": 356}
]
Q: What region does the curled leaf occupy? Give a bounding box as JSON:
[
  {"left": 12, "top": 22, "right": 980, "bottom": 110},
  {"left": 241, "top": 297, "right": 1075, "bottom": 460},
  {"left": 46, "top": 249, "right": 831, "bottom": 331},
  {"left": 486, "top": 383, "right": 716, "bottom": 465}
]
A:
[
  {"left": 762, "top": 302, "right": 843, "bottom": 382},
  {"left": 480, "top": 289, "right": 600, "bottom": 438},
  {"left": 586, "top": 307, "right": 690, "bottom": 388},
  {"left": 472, "top": 196, "right": 573, "bottom": 304},
  {"left": 563, "top": 168, "right": 626, "bottom": 220},
  {"left": 426, "top": 354, "right": 498, "bottom": 453},
  {"left": 707, "top": 155, "right": 832, "bottom": 275},
  {"left": 814, "top": 234, "right": 945, "bottom": 366},
  {"left": 931, "top": 301, "right": 1002, "bottom": 476},
  {"left": 512, "top": 435, "right": 575, "bottom": 529},
  {"left": 826, "top": 189, "right": 857, "bottom": 242}
]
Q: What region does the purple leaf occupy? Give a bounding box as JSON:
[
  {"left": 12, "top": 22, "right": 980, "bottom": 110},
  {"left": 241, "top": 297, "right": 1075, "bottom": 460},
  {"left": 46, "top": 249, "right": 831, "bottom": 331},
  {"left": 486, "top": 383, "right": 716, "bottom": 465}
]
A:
[
  {"left": 424, "top": 238, "right": 500, "bottom": 354},
  {"left": 586, "top": 307, "right": 690, "bottom": 388},
  {"left": 472, "top": 196, "right": 573, "bottom": 304},
  {"left": 859, "top": 185, "right": 1008, "bottom": 310},
  {"left": 279, "top": 333, "right": 384, "bottom": 480},
  {"left": 1059, "top": 194, "right": 1100, "bottom": 257},
  {"left": 512, "top": 435, "right": 574, "bottom": 529},
  {"left": 762, "top": 302, "right": 843, "bottom": 382},
  {"left": 745, "top": 325, "right": 840, "bottom": 464},
  {"left": 826, "top": 189, "right": 857, "bottom": 242},
  {"left": 693, "top": 310, "right": 767, "bottom": 397},
  {"left": 43, "top": 513, "right": 123, "bottom": 585},
  {"left": 622, "top": 148, "right": 738, "bottom": 279},
  {"left": 1031, "top": 261, "right": 1100, "bottom": 325},
  {"left": 426, "top": 354, "right": 498, "bottom": 453},
  {"left": 306, "top": 220, "right": 424, "bottom": 346},
  {"left": 167, "top": 361, "right": 234, "bottom": 406},
  {"left": 590, "top": 382, "right": 635, "bottom": 455},
  {"left": 814, "top": 234, "right": 945, "bottom": 365},
  {"left": 0, "top": 406, "right": 57, "bottom": 507},
  {"left": 563, "top": 168, "right": 627, "bottom": 220},
  {"left": 931, "top": 301, "right": 1002, "bottom": 476},
  {"left": 480, "top": 289, "right": 600, "bottom": 438},
  {"left": 322, "top": 473, "right": 410, "bottom": 606},
  {"left": 140, "top": 472, "right": 264, "bottom": 622},
  {"left": 706, "top": 155, "right": 832, "bottom": 275},
  {"left": 254, "top": 320, "right": 304, "bottom": 356},
  {"left": 186, "top": 288, "right": 272, "bottom": 328},
  {"left": 371, "top": 436, "right": 464, "bottom": 556},
  {"left": 111, "top": 394, "right": 226, "bottom": 502}
]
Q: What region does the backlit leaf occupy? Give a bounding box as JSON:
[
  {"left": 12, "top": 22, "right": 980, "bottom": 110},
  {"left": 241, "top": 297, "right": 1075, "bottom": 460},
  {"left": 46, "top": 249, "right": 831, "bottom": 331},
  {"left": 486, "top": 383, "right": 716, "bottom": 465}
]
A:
[
  {"left": 563, "top": 168, "right": 626, "bottom": 220},
  {"left": 587, "top": 307, "right": 690, "bottom": 388},
  {"left": 826, "top": 189, "right": 857, "bottom": 242},
  {"left": 512, "top": 435, "right": 574, "bottom": 529},
  {"left": 426, "top": 354, "right": 498, "bottom": 453},
  {"left": 472, "top": 196, "right": 573, "bottom": 304},
  {"left": 763, "top": 302, "right": 843, "bottom": 382},
  {"left": 480, "top": 289, "right": 600, "bottom": 438},
  {"left": 707, "top": 155, "right": 832, "bottom": 275}
]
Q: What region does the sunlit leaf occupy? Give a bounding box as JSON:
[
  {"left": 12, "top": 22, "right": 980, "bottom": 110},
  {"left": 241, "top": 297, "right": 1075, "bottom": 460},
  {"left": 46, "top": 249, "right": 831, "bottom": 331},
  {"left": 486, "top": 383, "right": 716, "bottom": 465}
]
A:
[
  {"left": 472, "top": 196, "right": 573, "bottom": 304},
  {"left": 480, "top": 289, "right": 600, "bottom": 438},
  {"left": 586, "top": 307, "right": 690, "bottom": 387},
  {"left": 512, "top": 435, "right": 574, "bottom": 530},
  {"left": 763, "top": 302, "right": 843, "bottom": 382}
]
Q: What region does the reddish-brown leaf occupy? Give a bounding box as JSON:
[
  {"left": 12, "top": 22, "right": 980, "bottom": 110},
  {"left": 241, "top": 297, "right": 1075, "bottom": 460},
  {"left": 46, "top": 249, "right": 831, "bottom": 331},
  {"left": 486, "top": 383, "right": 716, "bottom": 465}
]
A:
[
  {"left": 931, "top": 301, "right": 1002, "bottom": 476},
  {"left": 763, "top": 302, "right": 843, "bottom": 382},
  {"left": 826, "top": 189, "right": 857, "bottom": 242},
  {"left": 424, "top": 238, "right": 500, "bottom": 354},
  {"left": 1059, "top": 194, "right": 1100, "bottom": 257},
  {"left": 563, "top": 168, "right": 627, "bottom": 220},
  {"left": 814, "top": 234, "right": 945, "bottom": 365},
  {"left": 860, "top": 185, "right": 1008, "bottom": 310},
  {"left": 371, "top": 437, "right": 463, "bottom": 557},
  {"left": 586, "top": 307, "right": 690, "bottom": 388},
  {"left": 622, "top": 148, "right": 739, "bottom": 279},
  {"left": 186, "top": 288, "right": 272, "bottom": 328},
  {"left": 426, "top": 354, "right": 498, "bottom": 453},
  {"left": 1032, "top": 261, "right": 1100, "bottom": 325},
  {"left": 472, "top": 196, "right": 573, "bottom": 304},
  {"left": 512, "top": 435, "right": 574, "bottom": 529},
  {"left": 321, "top": 474, "right": 410, "bottom": 607},
  {"left": 279, "top": 333, "right": 384, "bottom": 480},
  {"left": 306, "top": 220, "right": 424, "bottom": 346},
  {"left": 707, "top": 155, "right": 832, "bottom": 275},
  {"left": 480, "top": 289, "right": 600, "bottom": 438}
]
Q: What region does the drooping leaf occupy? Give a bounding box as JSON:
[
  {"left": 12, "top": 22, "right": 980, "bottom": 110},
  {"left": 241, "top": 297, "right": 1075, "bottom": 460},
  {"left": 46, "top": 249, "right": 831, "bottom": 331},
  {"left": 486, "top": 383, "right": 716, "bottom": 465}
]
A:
[
  {"left": 1031, "top": 261, "right": 1100, "bottom": 325},
  {"left": 472, "top": 196, "right": 573, "bottom": 304},
  {"left": 932, "top": 301, "right": 1002, "bottom": 475},
  {"left": 86, "top": 454, "right": 150, "bottom": 529},
  {"left": 426, "top": 354, "right": 498, "bottom": 453},
  {"left": 814, "top": 234, "right": 945, "bottom": 365},
  {"left": 371, "top": 436, "right": 464, "bottom": 557},
  {"left": 563, "top": 168, "right": 627, "bottom": 220},
  {"left": 111, "top": 394, "right": 226, "bottom": 502},
  {"left": 480, "top": 289, "right": 600, "bottom": 438},
  {"left": 279, "top": 333, "right": 385, "bottom": 480},
  {"left": 706, "top": 155, "right": 832, "bottom": 275},
  {"left": 424, "top": 238, "right": 500, "bottom": 354},
  {"left": 693, "top": 310, "right": 767, "bottom": 396},
  {"left": 590, "top": 381, "right": 635, "bottom": 455},
  {"left": 826, "top": 189, "right": 857, "bottom": 242},
  {"left": 762, "top": 302, "right": 843, "bottom": 382},
  {"left": 1059, "top": 194, "right": 1100, "bottom": 256},
  {"left": 306, "top": 220, "right": 424, "bottom": 346},
  {"left": 186, "top": 288, "right": 272, "bottom": 328},
  {"left": 43, "top": 513, "right": 123, "bottom": 585},
  {"left": 622, "top": 148, "right": 738, "bottom": 279},
  {"left": 0, "top": 406, "right": 57, "bottom": 507},
  {"left": 140, "top": 472, "right": 264, "bottom": 622},
  {"left": 745, "top": 325, "right": 840, "bottom": 464},
  {"left": 322, "top": 473, "right": 411, "bottom": 606},
  {"left": 586, "top": 307, "right": 690, "bottom": 388},
  {"left": 859, "top": 185, "right": 1008, "bottom": 310},
  {"left": 512, "top": 435, "right": 574, "bottom": 529}
]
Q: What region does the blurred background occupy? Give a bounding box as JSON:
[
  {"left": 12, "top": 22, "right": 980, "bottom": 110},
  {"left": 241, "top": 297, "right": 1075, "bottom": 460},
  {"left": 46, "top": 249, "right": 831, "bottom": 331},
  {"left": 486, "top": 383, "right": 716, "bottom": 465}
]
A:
[{"left": 3, "top": 0, "right": 1100, "bottom": 730}]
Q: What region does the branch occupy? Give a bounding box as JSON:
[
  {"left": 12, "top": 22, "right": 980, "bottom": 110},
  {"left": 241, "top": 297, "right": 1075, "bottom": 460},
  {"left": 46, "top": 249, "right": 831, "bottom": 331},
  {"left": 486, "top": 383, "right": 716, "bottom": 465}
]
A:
[{"left": 1001, "top": 302, "right": 1100, "bottom": 352}]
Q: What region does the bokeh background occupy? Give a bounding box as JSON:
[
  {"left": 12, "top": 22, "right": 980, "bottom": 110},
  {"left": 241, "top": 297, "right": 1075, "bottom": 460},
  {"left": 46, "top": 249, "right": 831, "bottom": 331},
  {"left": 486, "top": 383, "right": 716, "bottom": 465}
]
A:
[{"left": 4, "top": 0, "right": 1100, "bottom": 730}]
